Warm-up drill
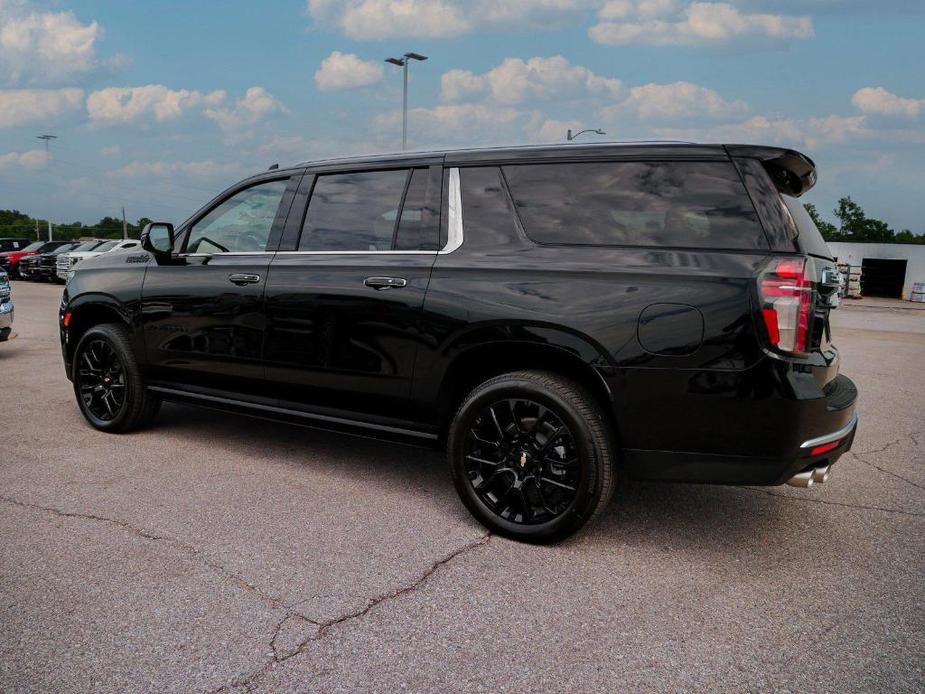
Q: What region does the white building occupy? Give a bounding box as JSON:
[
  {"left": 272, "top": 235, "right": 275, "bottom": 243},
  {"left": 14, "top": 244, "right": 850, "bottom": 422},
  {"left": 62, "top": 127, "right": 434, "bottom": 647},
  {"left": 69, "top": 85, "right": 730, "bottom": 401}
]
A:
[{"left": 827, "top": 242, "right": 925, "bottom": 300}]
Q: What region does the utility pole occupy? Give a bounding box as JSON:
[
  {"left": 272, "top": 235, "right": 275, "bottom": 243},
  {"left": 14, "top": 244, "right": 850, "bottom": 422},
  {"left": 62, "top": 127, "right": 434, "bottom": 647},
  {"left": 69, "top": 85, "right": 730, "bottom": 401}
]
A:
[
  {"left": 34, "top": 219, "right": 39, "bottom": 240},
  {"left": 122, "top": 207, "right": 128, "bottom": 239},
  {"left": 36, "top": 134, "right": 57, "bottom": 152},
  {"left": 385, "top": 52, "right": 428, "bottom": 150},
  {"left": 47, "top": 220, "right": 53, "bottom": 242}
]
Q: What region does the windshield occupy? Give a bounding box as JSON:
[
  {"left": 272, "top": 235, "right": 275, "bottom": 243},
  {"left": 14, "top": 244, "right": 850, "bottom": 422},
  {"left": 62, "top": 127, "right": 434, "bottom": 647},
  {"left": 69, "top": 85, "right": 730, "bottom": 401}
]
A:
[
  {"left": 72, "top": 241, "right": 102, "bottom": 252},
  {"left": 94, "top": 241, "right": 119, "bottom": 252},
  {"left": 21, "top": 241, "right": 44, "bottom": 252},
  {"left": 50, "top": 244, "right": 80, "bottom": 255}
]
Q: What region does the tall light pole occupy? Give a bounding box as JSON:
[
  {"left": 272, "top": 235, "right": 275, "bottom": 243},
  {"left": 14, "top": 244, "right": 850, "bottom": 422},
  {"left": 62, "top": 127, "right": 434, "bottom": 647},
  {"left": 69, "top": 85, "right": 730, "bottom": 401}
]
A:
[
  {"left": 566, "top": 128, "right": 606, "bottom": 141},
  {"left": 37, "top": 135, "right": 58, "bottom": 240},
  {"left": 385, "top": 52, "right": 428, "bottom": 150}
]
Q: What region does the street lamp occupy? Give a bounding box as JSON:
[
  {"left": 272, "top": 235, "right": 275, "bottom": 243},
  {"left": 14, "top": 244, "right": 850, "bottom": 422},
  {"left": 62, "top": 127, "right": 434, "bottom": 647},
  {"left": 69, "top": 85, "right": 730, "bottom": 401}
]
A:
[
  {"left": 566, "top": 128, "right": 606, "bottom": 141},
  {"left": 385, "top": 52, "right": 428, "bottom": 150}
]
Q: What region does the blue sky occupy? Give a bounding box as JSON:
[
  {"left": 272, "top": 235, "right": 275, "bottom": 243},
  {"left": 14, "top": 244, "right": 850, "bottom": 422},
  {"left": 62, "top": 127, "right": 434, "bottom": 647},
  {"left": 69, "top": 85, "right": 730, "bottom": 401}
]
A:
[{"left": 0, "top": 0, "right": 923, "bottom": 232}]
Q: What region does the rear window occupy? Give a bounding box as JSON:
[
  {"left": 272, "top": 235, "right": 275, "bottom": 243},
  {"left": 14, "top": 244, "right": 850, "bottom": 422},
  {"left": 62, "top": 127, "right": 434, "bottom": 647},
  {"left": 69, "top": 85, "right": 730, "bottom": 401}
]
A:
[
  {"left": 781, "top": 195, "right": 834, "bottom": 260},
  {"left": 503, "top": 161, "right": 768, "bottom": 250}
]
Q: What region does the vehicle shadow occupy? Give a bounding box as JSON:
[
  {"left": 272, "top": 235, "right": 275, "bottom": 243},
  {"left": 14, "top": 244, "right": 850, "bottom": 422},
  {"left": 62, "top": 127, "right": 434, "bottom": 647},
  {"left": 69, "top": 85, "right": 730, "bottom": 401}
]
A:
[{"left": 153, "top": 402, "right": 815, "bottom": 559}]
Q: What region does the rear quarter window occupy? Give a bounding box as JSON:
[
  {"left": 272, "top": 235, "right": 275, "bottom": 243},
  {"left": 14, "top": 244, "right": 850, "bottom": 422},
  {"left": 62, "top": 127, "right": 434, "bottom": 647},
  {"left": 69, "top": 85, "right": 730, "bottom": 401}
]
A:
[
  {"left": 781, "top": 195, "right": 834, "bottom": 260},
  {"left": 503, "top": 161, "right": 768, "bottom": 250}
]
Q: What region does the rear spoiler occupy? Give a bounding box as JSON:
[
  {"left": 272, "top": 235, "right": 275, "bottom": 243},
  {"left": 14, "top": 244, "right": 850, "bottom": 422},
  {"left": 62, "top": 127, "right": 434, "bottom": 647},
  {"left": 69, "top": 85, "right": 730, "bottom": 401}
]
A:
[{"left": 724, "top": 145, "right": 817, "bottom": 197}]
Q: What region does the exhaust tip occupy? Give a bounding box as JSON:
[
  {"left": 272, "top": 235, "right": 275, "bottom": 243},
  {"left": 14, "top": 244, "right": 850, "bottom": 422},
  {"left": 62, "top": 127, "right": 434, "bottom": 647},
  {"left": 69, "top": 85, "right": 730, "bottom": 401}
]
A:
[
  {"left": 812, "top": 465, "right": 831, "bottom": 484},
  {"left": 786, "top": 470, "right": 815, "bottom": 488}
]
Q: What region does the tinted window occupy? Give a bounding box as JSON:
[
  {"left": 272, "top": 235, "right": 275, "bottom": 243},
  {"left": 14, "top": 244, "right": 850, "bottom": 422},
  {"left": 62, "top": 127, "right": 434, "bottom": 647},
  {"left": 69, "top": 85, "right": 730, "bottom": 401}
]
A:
[
  {"left": 503, "top": 161, "right": 767, "bottom": 250},
  {"left": 300, "top": 170, "right": 408, "bottom": 251},
  {"left": 732, "top": 157, "right": 798, "bottom": 252},
  {"left": 782, "top": 195, "right": 833, "bottom": 259},
  {"left": 460, "top": 167, "right": 520, "bottom": 247},
  {"left": 73, "top": 241, "right": 101, "bottom": 252},
  {"left": 393, "top": 168, "right": 439, "bottom": 251},
  {"left": 94, "top": 241, "right": 119, "bottom": 252},
  {"left": 188, "top": 179, "right": 288, "bottom": 253},
  {"left": 21, "top": 242, "right": 44, "bottom": 252}
]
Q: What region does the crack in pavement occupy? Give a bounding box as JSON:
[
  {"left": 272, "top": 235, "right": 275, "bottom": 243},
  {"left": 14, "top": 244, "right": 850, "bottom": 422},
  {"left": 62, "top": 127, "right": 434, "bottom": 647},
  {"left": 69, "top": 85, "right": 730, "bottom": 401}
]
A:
[
  {"left": 845, "top": 448, "right": 925, "bottom": 494},
  {"left": 213, "top": 532, "right": 492, "bottom": 693},
  {"left": 736, "top": 487, "right": 925, "bottom": 517},
  {"left": 0, "top": 494, "right": 316, "bottom": 620}
]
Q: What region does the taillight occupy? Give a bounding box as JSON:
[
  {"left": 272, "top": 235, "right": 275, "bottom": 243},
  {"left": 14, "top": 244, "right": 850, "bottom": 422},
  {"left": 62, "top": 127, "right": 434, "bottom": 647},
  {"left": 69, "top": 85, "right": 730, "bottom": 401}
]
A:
[{"left": 758, "top": 256, "right": 812, "bottom": 354}]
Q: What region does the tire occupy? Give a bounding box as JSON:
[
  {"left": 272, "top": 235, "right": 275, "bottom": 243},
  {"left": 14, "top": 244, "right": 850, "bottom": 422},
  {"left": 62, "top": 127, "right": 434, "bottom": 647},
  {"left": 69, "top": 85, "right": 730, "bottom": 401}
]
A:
[
  {"left": 448, "top": 370, "right": 616, "bottom": 543},
  {"left": 71, "top": 323, "right": 161, "bottom": 433}
]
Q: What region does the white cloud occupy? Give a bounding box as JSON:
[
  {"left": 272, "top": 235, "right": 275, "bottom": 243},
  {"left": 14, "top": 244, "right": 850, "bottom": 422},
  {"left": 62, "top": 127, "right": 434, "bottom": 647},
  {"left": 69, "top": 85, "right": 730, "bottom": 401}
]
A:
[
  {"left": 100, "top": 144, "right": 121, "bottom": 157},
  {"left": 307, "top": 0, "right": 597, "bottom": 39},
  {"left": 590, "top": 1, "right": 813, "bottom": 46},
  {"left": 87, "top": 85, "right": 226, "bottom": 124},
  {"left": 0, "top": 87, "right": 83, "bottom": 127},
  {"left": 653, "top": 113, "right": 874, "bottom": 149},
  {"left": 85, "top": 84, "right": 283, "bottom": 130},
  {"left": 112, "top": 160, "right": 241, "bottom": 178},
  {"left": 204, "top": 86, "right": 285, "bottom": 130},
  {"left": 0, "top": 3, "right": 102, "bottom": 84},
  {"left": 534, "top": 118, "right": 586, "bottom": 142},
  {"left": 852, "top": 86, "right": 924, "bottom": 119},
  {"left": 375, "top": 103, "right": 522, "bottom": 144},
  {"left": 309, "top": 0, "right": 470, "bottom": 39},
  {"left": 608, "top": 80, "right": 747, "bottom": 119},
  {"left": 314, "top": 51, "right": 384, "bottom": 90},
  {"left": 441, "top": 56, "right": 623, "bottom": 105},
  {"left": 0, "top": 148, "right": 50, "bottom": 170}
]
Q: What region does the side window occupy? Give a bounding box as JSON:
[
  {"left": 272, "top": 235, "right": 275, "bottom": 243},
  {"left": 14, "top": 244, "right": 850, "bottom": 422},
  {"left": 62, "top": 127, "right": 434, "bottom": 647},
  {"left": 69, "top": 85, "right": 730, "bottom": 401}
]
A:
[
  {"left": 458, "top": 167, "right": 520, "bottom": 247},
  {"left": 394, "top": 168, "right": 439, "bottom": 251},
  {"left": 299, "top": 170, "right": 408, "bottom": 251},
  {"left": 187, "top": 179, "right": 289, "bottom": 253},
  {"left": 503, "top": 161, "right": 768, "bottom": 250}
]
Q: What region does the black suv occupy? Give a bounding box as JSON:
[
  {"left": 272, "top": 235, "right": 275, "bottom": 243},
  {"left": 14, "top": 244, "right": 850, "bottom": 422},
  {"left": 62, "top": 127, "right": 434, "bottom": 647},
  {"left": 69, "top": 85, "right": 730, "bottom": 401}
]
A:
[{"left": 59, "top": 143, "right": 857, "bottom": 542}]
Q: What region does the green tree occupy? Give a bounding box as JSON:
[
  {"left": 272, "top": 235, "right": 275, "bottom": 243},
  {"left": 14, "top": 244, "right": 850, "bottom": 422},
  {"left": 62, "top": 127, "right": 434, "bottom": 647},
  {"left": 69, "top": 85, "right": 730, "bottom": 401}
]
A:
[
  {"left": 832, "top": 196, "right": 896, "bottom": 242},
  {"left": 804, "top": 203, "right": 838, "bottom": 241}
]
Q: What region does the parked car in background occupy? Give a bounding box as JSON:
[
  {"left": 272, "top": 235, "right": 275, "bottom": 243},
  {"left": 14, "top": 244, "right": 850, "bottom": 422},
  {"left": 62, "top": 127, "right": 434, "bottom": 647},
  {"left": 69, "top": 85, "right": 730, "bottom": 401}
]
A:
[
  {"left": 56, "top": 238, "right": 142, "bottom": 282},
  {"left": 0, "top": 238, "right": 32, "bottom": 253},
  {"left": 59, "top": 142, "right": 857, "bottom": 542},
  {"left": 18, "top": 242, "right": 82, "bottom": 280},
  {"left": 0, "top": 267, "right": 13, "bottom": 342},
  {"left": 0, "top": 240, "right": 72, "bottom": 278}
]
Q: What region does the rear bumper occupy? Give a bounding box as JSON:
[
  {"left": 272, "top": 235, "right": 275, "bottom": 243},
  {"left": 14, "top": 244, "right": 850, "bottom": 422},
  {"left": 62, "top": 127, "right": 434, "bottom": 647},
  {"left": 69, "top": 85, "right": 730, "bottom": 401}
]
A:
[{"left": 614, "top": 364, "right": 859, "bottom": 486}]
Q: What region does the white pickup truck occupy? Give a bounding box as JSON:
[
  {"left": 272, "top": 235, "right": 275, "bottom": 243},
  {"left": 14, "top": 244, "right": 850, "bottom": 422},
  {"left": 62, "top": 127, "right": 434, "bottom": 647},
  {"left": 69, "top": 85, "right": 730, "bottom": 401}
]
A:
[{"left": 56, "top": 238, "right": 142, "bottom": 283}]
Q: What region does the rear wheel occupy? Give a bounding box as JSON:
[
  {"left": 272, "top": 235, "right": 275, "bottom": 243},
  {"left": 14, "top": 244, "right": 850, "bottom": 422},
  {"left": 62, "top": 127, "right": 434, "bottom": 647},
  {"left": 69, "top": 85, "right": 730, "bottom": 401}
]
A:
[
  {"left": 448, "top": 370, "right": 616, "bottom": 543},
  {"left": 72, "top": 324, "right": 161, "bottom": 432}
]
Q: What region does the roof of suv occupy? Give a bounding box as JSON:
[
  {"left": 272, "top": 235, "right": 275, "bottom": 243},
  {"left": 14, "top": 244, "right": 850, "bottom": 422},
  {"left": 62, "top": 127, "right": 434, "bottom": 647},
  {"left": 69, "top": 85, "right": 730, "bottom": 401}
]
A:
[
  {"left": 284, "top": 141, "right": 815, "bottom": 195},
  {"left": 291, "top": 141, "right": 803, "bottom": 168}
]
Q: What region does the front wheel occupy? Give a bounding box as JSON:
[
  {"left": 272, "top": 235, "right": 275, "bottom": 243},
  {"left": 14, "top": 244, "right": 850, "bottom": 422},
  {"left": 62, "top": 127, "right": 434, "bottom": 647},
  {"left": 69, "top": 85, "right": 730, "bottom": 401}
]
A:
[
  {"left": 72, "top": 323, "right": 161, "bottom": 432},
  {"left": 448, "top": 370, "right": 616, "bottom": 543}
]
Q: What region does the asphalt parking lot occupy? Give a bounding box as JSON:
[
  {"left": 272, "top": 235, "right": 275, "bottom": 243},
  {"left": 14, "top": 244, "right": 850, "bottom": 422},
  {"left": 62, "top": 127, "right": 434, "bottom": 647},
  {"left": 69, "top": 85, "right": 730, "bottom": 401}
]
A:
[{"left": 1, "top": 280, "right": 923, "bottom": 693}]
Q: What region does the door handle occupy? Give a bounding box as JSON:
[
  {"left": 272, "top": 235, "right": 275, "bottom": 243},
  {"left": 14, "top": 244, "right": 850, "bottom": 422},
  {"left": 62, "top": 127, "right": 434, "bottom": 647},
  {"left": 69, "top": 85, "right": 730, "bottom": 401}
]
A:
[
  {"left": 229, "top": 273, "right": 261, "bottom": 286},
  {"left": 364, "top": 276, "right": 407, "bottom": 290}
]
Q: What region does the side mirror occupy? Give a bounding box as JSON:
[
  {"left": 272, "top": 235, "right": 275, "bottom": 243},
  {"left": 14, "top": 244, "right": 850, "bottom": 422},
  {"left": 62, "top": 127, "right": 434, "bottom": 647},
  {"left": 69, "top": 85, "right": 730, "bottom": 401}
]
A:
[{"left": 141, "top": 222, "right": 175, "bottom": 256}]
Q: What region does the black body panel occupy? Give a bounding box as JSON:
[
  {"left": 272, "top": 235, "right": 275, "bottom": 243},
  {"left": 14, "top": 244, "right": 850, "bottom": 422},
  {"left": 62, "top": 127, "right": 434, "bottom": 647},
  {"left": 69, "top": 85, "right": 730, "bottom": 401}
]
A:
[{"left": 60, "top": 142, "right": 856, "bottom": 487}]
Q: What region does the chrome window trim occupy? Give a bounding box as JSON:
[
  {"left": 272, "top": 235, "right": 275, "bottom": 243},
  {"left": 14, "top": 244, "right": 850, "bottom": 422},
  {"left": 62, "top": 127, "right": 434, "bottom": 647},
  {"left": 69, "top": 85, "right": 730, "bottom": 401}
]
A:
[
  {"left": 175, "top": 167, "right": 464, "bottom": 258},
  {"left": 444, "top": 167, "right": 463, "bottom": 254}
]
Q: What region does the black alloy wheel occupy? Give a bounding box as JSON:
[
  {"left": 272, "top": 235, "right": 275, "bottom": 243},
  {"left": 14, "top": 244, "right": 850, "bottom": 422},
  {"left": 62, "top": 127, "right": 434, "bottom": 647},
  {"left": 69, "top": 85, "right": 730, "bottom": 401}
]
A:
[
  {"left": 72, "top": 323, "right": 161, "bottom": 432},
  {"left": 464, "top": 398, "right": 580, "bottom": 524},
  {"left": 76, "top": 338, "right": 127, "bottom": 422},
  {"left": 449, "top": 370, "right": 616, "bottom": 543}
]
